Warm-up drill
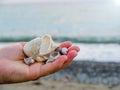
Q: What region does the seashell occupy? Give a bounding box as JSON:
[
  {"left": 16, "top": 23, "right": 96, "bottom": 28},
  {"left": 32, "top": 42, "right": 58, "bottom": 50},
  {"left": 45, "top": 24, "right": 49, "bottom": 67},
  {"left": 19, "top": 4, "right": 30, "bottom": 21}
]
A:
[
  {"left": 39, "top": 34, "right": 57, "bottom": 56},
  {"left": 46, "top": 51, "right": 60, "bottom": 63},
  {"left": 23, "top": 37, "right": 41, "bottom": 58},
  {"left": 23, "top": 34, "right": 58, "bottom": 63}
]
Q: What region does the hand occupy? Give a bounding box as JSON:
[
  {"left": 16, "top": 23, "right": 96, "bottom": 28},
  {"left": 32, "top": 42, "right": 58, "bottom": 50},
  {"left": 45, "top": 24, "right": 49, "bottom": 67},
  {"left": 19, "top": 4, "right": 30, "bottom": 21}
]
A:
[{"left": 0, "top": 41, "right": 80, "bottom": 84}]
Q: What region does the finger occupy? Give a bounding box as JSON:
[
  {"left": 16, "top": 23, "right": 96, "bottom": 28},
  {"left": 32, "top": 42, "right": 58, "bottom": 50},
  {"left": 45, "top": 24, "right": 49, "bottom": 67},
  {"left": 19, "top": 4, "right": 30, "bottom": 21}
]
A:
[
  {"left": 68, "top": 46, "right": 80, "bottom": 52},
  {"left": 19, "top": 42, "right": 27, "bottom": 47},
  {"left": 28, "top": 55, "right": 67, "bottom": 80},
  {"left": 59, "top": 41, "right": 72, "bottom": 48},
  {"left": 63, "top": 50, "right": 77, "bottom": 67}
]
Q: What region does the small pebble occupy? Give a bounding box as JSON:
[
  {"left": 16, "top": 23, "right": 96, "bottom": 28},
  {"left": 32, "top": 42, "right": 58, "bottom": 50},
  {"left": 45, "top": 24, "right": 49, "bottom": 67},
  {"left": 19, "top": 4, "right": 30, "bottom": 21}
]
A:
[
  {"left": 24, "top": 57, "right": 35, "bottom": 65},
  {"left": 61, "top": 47, "right": 68, "bottom": 55}
]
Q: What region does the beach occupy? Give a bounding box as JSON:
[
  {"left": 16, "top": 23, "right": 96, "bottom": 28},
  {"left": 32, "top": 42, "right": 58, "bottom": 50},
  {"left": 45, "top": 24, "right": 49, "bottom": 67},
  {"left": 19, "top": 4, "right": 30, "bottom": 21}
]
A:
[
  {"left": 0, "top": 43, "right": 120, "bottom": 90},
  {"left": 1, "top": 80, "right": 120, "bottom": 90},
  {"left": 0, "top": 61, "right": 120, "bottom": 90}
]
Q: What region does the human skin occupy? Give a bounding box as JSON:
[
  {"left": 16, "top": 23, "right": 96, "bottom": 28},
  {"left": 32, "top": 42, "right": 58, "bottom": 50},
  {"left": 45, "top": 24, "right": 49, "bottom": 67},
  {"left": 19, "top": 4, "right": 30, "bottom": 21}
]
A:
[{"left": 0, "top": 41, "right": 80, "bottom": 84}]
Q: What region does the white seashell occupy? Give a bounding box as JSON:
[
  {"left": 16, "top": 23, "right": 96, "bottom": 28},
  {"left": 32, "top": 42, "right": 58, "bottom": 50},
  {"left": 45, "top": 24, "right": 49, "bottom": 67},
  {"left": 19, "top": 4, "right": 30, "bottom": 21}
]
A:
[
  {"left": 23, "top": 37, "right": 41, "bottom": 58},
  {"left": 46, "top": 51, "right": 60, "bottom": 63},
  {"left": 23, "top": 34, "right": 57, "bottom": 63},
  {"left": 36, "top": 56, "right": 45, "bottom": 62},
  {"left": 39, "top": 34, "right": 56, "bottom": 56}
]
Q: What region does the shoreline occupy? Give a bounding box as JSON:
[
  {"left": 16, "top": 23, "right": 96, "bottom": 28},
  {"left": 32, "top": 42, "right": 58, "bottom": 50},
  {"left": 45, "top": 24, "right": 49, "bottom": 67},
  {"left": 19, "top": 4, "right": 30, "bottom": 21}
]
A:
[{"left": 42, "top": 61, "right": 120, "bottom": 87}]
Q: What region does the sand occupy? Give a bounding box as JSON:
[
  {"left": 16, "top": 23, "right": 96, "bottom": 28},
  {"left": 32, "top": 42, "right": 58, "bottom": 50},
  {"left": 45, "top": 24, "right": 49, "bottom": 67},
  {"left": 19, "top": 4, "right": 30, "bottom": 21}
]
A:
[{"left": 0, "top": 80, "right": 120, "bottom": 90}]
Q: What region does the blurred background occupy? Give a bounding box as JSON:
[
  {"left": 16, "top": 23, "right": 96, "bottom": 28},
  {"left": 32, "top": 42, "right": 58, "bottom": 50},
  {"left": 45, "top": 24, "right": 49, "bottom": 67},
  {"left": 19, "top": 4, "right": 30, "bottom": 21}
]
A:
[{"left": 0, "top": 0, "right": 120, "bottom": 90}]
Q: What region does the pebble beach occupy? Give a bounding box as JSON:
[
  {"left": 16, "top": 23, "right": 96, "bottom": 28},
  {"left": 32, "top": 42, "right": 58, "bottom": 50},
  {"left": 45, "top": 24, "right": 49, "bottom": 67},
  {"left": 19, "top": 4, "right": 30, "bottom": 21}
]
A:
[{"left": 0, "top": 61, "right": 120, "bottom": 90}]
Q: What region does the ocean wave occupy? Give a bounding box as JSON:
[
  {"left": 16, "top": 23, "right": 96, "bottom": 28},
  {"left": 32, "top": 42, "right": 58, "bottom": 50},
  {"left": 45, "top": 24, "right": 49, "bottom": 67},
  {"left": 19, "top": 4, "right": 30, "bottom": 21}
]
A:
[{"left": 0, "top": 36, "right": 120, "bottom": 44}]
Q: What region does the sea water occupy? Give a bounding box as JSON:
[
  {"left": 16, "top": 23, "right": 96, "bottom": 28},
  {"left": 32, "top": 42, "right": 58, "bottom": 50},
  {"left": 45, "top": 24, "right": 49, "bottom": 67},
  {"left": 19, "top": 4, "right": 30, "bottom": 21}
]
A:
[{"left": 0, "top": 42, "right": 120, "bottom": 62}]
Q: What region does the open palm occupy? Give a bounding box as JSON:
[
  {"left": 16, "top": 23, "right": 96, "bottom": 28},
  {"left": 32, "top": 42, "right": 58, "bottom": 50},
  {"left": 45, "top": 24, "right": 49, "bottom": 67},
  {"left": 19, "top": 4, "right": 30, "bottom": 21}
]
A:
[{"left": 0, "top": 41, "right": 79, "bottom": 84}]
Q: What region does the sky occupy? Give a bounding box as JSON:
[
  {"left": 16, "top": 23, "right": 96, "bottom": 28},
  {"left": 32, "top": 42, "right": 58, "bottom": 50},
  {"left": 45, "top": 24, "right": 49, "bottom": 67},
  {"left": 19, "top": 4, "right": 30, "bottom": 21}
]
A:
[
  {"left": 0, "top": 0, "right": 120, "bottom": 37},
  {"left": 0, "top": 0, "right": 84, "bottom": 4},
  {"left": 1, "top": 0, "right": 120, "bottom": 7},
  {"left": 0, "top": 0, "right": 115, "bottom": 4}
]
